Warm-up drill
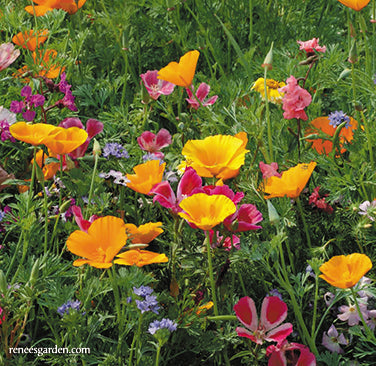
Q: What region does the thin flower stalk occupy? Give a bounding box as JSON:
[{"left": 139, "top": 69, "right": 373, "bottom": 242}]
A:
[
  {"left": 205, "top": 231, "right": 219, "bottom": 317},
  {"left": 296, "top": 196, "right": 312, "bottom": 248},
  {"left": 359, "top": 110, "right": 374, "bottom": 170},
  {"left": 86, "top": 146, "right": 99, "bottom": 219},
  {"left": 263, "top": 66, "right": 273, "bottom": 163}
]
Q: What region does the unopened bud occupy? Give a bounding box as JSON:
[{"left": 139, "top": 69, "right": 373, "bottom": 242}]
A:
[
  {"left": 337, "top": 68, "right": 351, "bottom": 81},
  {"left": 93, "top": 139, "right": 101, "bottom": 156},
  {"left": 262, "top": 42, "right": 274, "bottom": 70},
  {"left": 267, "top": 200, "right": 280, "bottom": 225},
  {"left": 348, "top": 39, "right": 358, "bottom": 64},
  {"left": 29, "top": 259, "right": 40, "bottom": 287}
]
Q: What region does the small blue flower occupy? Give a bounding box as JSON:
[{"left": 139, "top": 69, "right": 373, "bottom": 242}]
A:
[
  {"left": 148, "top": 318, "right": 177, "bottom": 335},
  {"left": 135, "top": 295, "right": 160, "bottom": 314},
  {"left": 133, "top": 285, "right": 154, "bottom": 298},
  {"left": 57, "top": 300, "right": 82, "bottom": 317},
  {"left": 328, "top": 110, "right": 351, "bottom": 128},
  {"left": 103, "top": 142, "right": 129, "bottom": 159}
]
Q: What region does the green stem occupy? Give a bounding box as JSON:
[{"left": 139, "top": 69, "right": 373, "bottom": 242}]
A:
[
  {"left": 249, "top": 0, "right": 253, "bottom": 47},
  {"left": 296, "top": 197, "right": 312, "bottom": 249},
  {"left": 207, "top": 315, "right": 237, "bottom": 322},
  {"left": 86, "top": 151, "right": 99, "bottom": 219},
  {"left": 6, "top": 231, "right": 23, "bottom": 279},
  {"left": 128, "top": 313, "right": 143, "bottom": 366},
  {"left": 205, "top": 231, "right": 219, "bottom": 316},
  {"left": 310, "top": 271, "right": 319, "bottom": 338},
  {"left": 359, "top": 110, "right": 374, "bottom": 170},
  {"left": 263, "top": 68, "right": 273, "bottom": 163},
  {"left": 155, "top": 342, "right": 161, "bottom": 366}
]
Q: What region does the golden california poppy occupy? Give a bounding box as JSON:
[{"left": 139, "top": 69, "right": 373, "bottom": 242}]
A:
[
  {"left": 114, "top": 249, "right": 168, "bottom": 267},
  {"left": 263, "top": 162, "right": 316, "bottom": 199},
  {"left": 319, "top": 253, "right": 372, "bottom": 289},
  {"left": 33, "top": 148, "right": 60, "bottom": 180},
  {"left": 124, "top": 222, "right": 163, "bottom": 244},
  {"left": 337, "top": 0, "right": 370, "bottom": 11},
  {"left": 9, "top": 122, "right": 59, "bottom": 146},
  {"left": 66, "top": 216, "right": 127, "bottom": 269},
  {"left": 178, "top": 193, "right": 237, "bottom": 231},
  {"left": 251, "top": 78, "right": 286, "bottom": 104},
  {"left": 181, "top": 132, "right": 249, "bottom": 180},
  {"left": 306, "top": 116, "right": 358, "bottom": 155},
  {"left": 126, "top": 160, "right": 166, "bottom": 195},
  {"left": 42, "top": 126, "right": 88, "bottom": 154},
  {"left": 158, "top": 50, "right": 200, "bottom": 87},
  {"left": 25, "top": 0, "right": 87, "bottom": 16},
  {"left": 12, "top": 29, "right": 48, "bottom": 52}
]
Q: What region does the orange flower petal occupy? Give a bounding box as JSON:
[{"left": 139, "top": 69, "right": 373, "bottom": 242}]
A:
[
  {"left": 42, "top": 126, "right": 88, "bottom": 154},
  {"left": 124, "top": 222, "right": 163, "bottom": 244},
  {"left": 337, "top": 0, "right": 370, "bottom": 11},
  {"left": 12, "top": 29, "right": 48, "bottom": 51},
  {"left": 33, "top": 149, "right": 60, "bottom": 180},
  {"left": 114, "top": 249, "right": 168, "bottom": 267}
]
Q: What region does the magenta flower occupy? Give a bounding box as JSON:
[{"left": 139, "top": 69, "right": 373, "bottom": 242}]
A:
[
  {"left": 266, "top": 340, "right": 316, "bottom": 366},
  {"left": 0, "top": 43, "right": 20, "bottom": 72},
  {"left": 297, "top": 38, "right": 326, "bottom": 54},
  {"left": 59, "top": 117, "right": 103, "bottom": 159},
  {"left": 185, "top": 83, "right": 218, "bottom": 110},
  {"left": 337, "top": 302, "right": 368, "bottom": 326},
  {"left": 322, "top": 324, "right": 348, "bottom": 354},
  {"left": 209, "top": 231, "right": 240, "bottom": 251},
  {"left": 259, "top": 161, "right": 282, "bottom": 179},
  {"left": 137, "top": 128, "right": 172, "bottom": 158},
  {"left": 71, "top": 205, "right": 99, "bottom": 232},
  {"left": 224, "top": 204, "right": 263, "bottom": 232},
  {"left": 234, "top": 296, "right": 293, "bottom": 345},
  {"left": 140, "top": 70, "right": 175, "bottom": 100},
  {"left": 278, "top": 76, "right": 312, "bottom": 121}
]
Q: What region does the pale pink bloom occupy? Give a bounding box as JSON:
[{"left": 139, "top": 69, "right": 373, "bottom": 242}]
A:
[
  {"left": 322, "top": 324, "right": 348, "bottom": 354},
  {"left": 297, "top": 38, "right": 326, "bottom": 54},
  {"left": 355, "top": 276, "right": 374, "bottom": 298},
  {"left": 259, "top": 161, "right": 282, "bottom": 179},
  {"left": 337, "top": 303, "right": 368, "bottom": 326},
  {"left": 279, "top": 76, "right": 312, "bottom": 121},
  {"left": 0, "top": 43, "right": 20, "bottom": 72},
  {"left": 140, "top": 70, "right": 175, "bottom": 100},
  {"left": 71, "top": 205, "right": 99, "bottom": 232},
  {"left": 234, "top": 296, "right": 293, "bottom": 345},
  {"left": 366, "top": 310, "right": 376, "bottom": 330},
  {"left": 266, "top": 340, "right": 316, "bottom": 366},
  {"left": 185, "top": 83, "right": 218, "bottom": 110},
  {"left": 137, "top": 128, "right": 172, "bottom": 156}
]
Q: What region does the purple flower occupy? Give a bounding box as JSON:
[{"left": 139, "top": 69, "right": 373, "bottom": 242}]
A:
[
  {"left": 358, "top": 200, "right": 376, "bottom": 221},
  {"left": 55, "top": 73, "right": 77, "bottom": 111},
  {"left": 22, "top": 109, "right": 36, "bottom": 122},
  {"left": 57, "top": 300, "right": 82, "bottom": 317},
  {"left": 10, "top": 87, "right": 45, "bottom": 122},
  {"left": 21, "top": 86, "right": 32, "bottom": 98},
  {"left": 148, "top": 318, "right": 177, "bottom": 335},
  {"left": 9, "top": 101, "right": 24, "bottom": 114},
  {"left": 328, "top": 111, "right": 351, "bottom": 128},
  {"left": 103, "top": 142, "right": 129, "bottom": 159},
  {"left": 133, "top": 285, "right": 154, "bottom": 297},
  {"left": 140, "top": 70, "right": 175, "bottom": 100},
  {"left": 135, "top": 295, "right": 160, "bottom": 314},
  {"left": 322, "top": 324, "right": 348, "bottom": 353},
  {"left": 0, "top": 107, "right": 16, "bottom": 142},
  {"left": 185, "top": 83, "right": 218, "bottom": 110},
  {"left": 267, "top": 289, "right": 283, "bottom": 301},
  {"left": 337, "top": 302, "right": 368, "bottom": 326}
]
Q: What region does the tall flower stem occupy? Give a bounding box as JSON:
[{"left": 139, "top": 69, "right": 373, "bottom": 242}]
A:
[
  {"left": 154, "top": 340, "right": 162, "bottom": 366},
  {"left": 360, "top": 110, "right": 374, "bottom": 170},
  {"left": 128, "top": 313, "right": 143, "bottom": 366},
  {"left": 296, "top": 197, "right": 312, "bottom": 248},
  {"left": 86, "top": 151, "right": 99, "bottom": 219},
  {"left": 263, "top": 67, "right": 273, "bottom": 163},
  {"left": 205, "top": 231, "right": 219, "bottom": 316}
]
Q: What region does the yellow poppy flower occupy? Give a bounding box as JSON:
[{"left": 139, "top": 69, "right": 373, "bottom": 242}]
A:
[
  {"left": 263, "top": 162, "right": 316, "bottom": 199},
  {"left": 178, "top": 193, "right": 237, "bottom": 230},
  {"left": 43, "top": 126, "right": 88, "bottom": 154},
  {"left": 158, "top": 50, "right": 199, "bottom": 87},
  {"left": 251, "top": 78, "right": 286, "bottom": 104},
  {"left": 182, "top": 132, "right": 249, "bottom": 180},
  {"left": 9, "top": 122, "right": 59, "bottom": 146},
  {"left": 25, "top": 0, "right": 87, "bottom": 16},
  {"left": 124, "top": 222, "right": 163, "bottom": 244},
  {"left": 114, "top": 249, "right": 168, "bottom": 267},
  {"left": 319, "top": 253, "right": 372, "bottom": 289},
  {"left": 337, "top": 0, "right": 370, "bottom": 11},
  {"left": 126, "top": 160, "right": 166, "bottom": 195},
  {"left": 66, "top": 216, "right": 127, "bottom": 269}
]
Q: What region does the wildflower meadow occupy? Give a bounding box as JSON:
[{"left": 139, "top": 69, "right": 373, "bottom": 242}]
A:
[{"left": 2, "top": 0, "right": 376, "bottom": 365}]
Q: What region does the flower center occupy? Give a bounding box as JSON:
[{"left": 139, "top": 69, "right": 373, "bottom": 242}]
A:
[{"left": 266, "top": 79, "right": 281, "bottom": 89}]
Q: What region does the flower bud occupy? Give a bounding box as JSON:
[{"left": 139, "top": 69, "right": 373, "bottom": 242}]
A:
[{"left": 262, "top": 42, "right": 273, "bottom": 70}]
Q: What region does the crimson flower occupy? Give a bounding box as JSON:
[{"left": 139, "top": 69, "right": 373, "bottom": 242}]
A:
[
  {"left": 71, "top": 205, "right": 99, "bottom": 232},
  {"left": 185, "top": 83, "right": 218, "bottom": 110},
  {"left": 140, "top": 70, "right": 175, "bottom": 100},
  {"left": 137, "top": 128, "right": 172, "bottom": 159},
  {"left": 266, "top": 340, "right": 316, "bottom": 366},
  {"left": 224, "top": 204, "right": 263, "bottom": 232}
]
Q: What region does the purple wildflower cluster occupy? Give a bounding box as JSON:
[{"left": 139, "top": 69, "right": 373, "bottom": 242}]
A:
[
  {"left": 57, "top": 299, "right": 82, "bottom": 317},
  {"left": 10, "top": 86, "right": 45, "bottom": 122},
  {"left": 148, "top": 318, "right": 177, "bottom": 335},
  {"left": 55, "top": 73, "right": 77, "bottom": 111},
  {"left": 103, "top": 142, "right": 129, "bottom": 159},
  {"left": 328, "top": 110, "right": 351, "bottom": 128},
  {"left": 0, "top": 106, "right": 16, "bottom": 142},
  {"left": 133, "top": 286, "right": 160, "bottom": 314}
]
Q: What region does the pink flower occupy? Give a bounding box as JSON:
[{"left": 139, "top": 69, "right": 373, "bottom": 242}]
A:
[
  {"left": 185, "top": 83, "right": 218, "bottom": 110},
  {"left": 337, "top": 302, "right": 368, "bottom": 326},
  {"left": 209, "top": 231, "right": 240, "bottom": 251},
  {"left": 0, "top": 306, "right": 5, "bottom": 325},
  {"left": 140, "top": 70, "right": 175, "bottom": 100},
  {"left": 308, "top": 186, "right": 333, "bottom": 214},
  {"left": 137, "top": 129, "right": 172, "bottom": 158},
  {"left": 224, "top": 204, "right": 263, "bottom": 232},
  {"left": 259, "top": 161, "right": 282, "bottom": 179},
  {"left": 278, "top": 76, "right": 312, "bottom": 121},
  {"left": 322, "top": 324, "right": 348, "bottom": 353},
  {"left": 297, "top": 38, "right": 326, "bottom": 54},
  {"left": 59, "top": 117, "right": 103, "bottom": 159},
  {"left": 0, "top": 43, "right": 20, "bottom": 71},
  {"left": 234, "top": 296, "right": 293, "bottom": 345},
  {"left": 266, "top": 340, "right": 316, "bottom": 366},
  {"left": 71, "top": 205, "right": 99, "bottom": 232},
  {"left": 366, "top": 310, "right": 376, "bottom": 330}
]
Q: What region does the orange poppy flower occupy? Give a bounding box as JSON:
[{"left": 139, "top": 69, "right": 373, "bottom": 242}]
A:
[
  {"left": 33, "top": 149, "right": 60, "bottom": 180},
  {"left": 124, "top": 222, "right": 163, "bottom": 244},
  {"left": 114, "top": 249, "right": 168, "bottom": 267},
  {"left": 178, "top": 193, "right": 237, "bottom": 231},
  {"left": 66, "top": 216, "right": 127, "bottom": 269},
  {"left": 181, "top": 132, "right": 249, "bottom": 180},
  {"left": 126, "top": 160, "right": 166, "bottom": 195},
  {"left": 9, "top": 122, "right": 59, "bottom": 146},
  {"left": 319, "top": 253, "right": 372, "bottom": 289},
  {"left": 43, "top": 126, "right": 88, "bottom": 154},
  {"left": 25, "top": 0, "right": 87, "bottom": 16},
  {"left": 337, "top": 0, "right": 370, "bottom": 11},
  {"left": 158, "top": 50, "right": 200, "bottom": 87},
  {"left": 306, "top": 116, "right": 358, "bottom": 155},
  {"left": 263, "top": 162, "right": 316, "bottom": 199},
  {"left": 196, "top": 301, "right": 214, "bottom": 315},
  {"left": 12, "top": 29, "right": 48, "bottom": 51}
]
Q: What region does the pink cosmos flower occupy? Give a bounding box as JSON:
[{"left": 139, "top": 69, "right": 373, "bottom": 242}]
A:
[
  {"left": 297, "top": 38, "right": 326, "bottom": 54},
  {"left": 137, "top": 129, "right": 172, "bottom": 159},
  {"left": 259, "top": 161, "right": 282, "bottom": 179},
  {"left": 266, "top": 340, "right": 316, "bottom": 366},
  {"left": 59, "top": 117, "right": 103, "bottom": 159},
  {"left": 0, "top": 43, "right": 20, "bottom": 72},
  {"left": 278, "top": 76, "right": 312, "bottom": 121},
  {"left": 71, "top": 205, "right": 99, "bottom": 232},
  {"left": 337, "top": 302, "right": 368, "bottom": 326},
  {"left": 322, "top": 324, "right": 348, "bottom": 353},
  {"left": 185, "top": 83, "right": 218, "bottom": 110},
  {"left": 234, "top": 296, "right": 293, "bottom": 345},
  {"left": 140, "top": 70, "right": 175, "bottom": 100}
]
